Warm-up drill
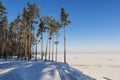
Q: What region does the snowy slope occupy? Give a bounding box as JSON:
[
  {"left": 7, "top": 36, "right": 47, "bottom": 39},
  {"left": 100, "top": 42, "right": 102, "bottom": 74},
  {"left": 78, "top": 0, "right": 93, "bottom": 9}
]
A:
[{"left": 0, "top": 60, "right": 95, "bottom": 80}]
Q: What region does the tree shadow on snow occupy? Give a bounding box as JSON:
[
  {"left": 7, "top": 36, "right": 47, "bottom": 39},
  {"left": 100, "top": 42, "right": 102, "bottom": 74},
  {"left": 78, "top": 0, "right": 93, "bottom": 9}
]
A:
[
  {"left": 55, "top": 62, "right": 95, "bottom": 80},
  {"left": 103, "top": 77, "right": 112, "bottom": 80}
]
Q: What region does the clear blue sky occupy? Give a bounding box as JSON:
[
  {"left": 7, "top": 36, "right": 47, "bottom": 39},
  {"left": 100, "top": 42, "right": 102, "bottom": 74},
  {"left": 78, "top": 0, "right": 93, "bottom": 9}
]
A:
[{"left": 2, "top": 0, "right": 120, "bottom": 53}]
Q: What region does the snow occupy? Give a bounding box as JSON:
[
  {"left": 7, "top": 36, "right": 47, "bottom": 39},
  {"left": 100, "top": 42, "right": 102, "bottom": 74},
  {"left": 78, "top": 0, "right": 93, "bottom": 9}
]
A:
[
  {"left": 0, "top": 60, "right": 95, "bottom": 80},
  {"left": 1, "top": 53, "right": 119, "bottom": 80},
  {"left": 57, "top": 53, "right": 120, "bottom": 80}
]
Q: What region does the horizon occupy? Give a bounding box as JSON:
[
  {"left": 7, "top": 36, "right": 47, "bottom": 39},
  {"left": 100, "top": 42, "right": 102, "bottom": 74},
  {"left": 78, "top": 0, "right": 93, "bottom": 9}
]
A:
[
  {"left": 2, "top": 0, "right": 120, "bottom": 53},
  {"left": 36, "top": 51, "right": 120, "bottom": 54}
]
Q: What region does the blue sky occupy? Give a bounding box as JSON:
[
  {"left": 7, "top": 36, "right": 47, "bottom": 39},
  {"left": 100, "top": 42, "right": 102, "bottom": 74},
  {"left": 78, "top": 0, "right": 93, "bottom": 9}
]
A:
[{"left": 2, "top": 0, "right": 120, "bottom": 53}]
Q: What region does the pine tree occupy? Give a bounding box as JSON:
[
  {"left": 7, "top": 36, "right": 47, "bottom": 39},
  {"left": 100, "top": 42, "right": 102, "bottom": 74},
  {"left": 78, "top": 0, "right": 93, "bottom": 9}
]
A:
[{"left": 60, "top": 7, "right": 71, "bottom": 63}]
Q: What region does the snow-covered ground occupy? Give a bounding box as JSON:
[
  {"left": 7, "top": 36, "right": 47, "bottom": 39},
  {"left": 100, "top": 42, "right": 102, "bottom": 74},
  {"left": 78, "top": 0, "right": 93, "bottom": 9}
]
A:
[
  {"left": 57, "top": 53, "right": 120, "bottom": 80},
  {"left": 0, "top": 53, "right": 120, "bottom": 80},
  {"left": 0, "top": 59, "right": 95, "bottom": 80}
]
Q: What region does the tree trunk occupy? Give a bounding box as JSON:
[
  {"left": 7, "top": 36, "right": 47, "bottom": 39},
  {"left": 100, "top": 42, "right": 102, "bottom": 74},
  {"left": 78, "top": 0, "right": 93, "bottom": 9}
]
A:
[
  {"left": 18, "top": 29, "right": 21, "bottom": 60},
  {"left": 35, "top": 39, "right": 37, "bottom": 61},
  {"left": 25, "top": 35, "right": 27, "bottom": 60},
  {"left": 55, "top": 34, "right": 58, "bottom": 62},
  {"left": 1, "top": 28, "right": 5, "bottom": 59},
  {"left": 64, "top": 26, "right": 66, "bottom": 63},
  {"left": 5, "top": 30, "right": 7, "bottom": 60},
  {"left": 19, "top": 41, "right": 21, "bottom": 60},
  {"left": 52, "top": 35, "right": 54, "bottom": 61},
  {"left": 41, "top": 33, "right": 44, "bottom": 60},
  {"left": 28, "top": 36, "right": 30, "bottom": 60},
  {"left": 55, "top": 44, "right": 58, "bottom": 61},
  {"left": 45, "top": 36, "right": 49, "bottom": 61},
  {"left": 28, "top": 20, "right": 32, "bottom": 60},
  {"left": 48, "top": 39, "right": 51, "bottom": 60}
]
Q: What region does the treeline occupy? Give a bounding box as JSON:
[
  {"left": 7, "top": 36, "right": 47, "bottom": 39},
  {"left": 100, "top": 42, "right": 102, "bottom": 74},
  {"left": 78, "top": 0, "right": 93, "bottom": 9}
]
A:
[{"left": 0, "top": 1, "right": 71, "bottom": 63}]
